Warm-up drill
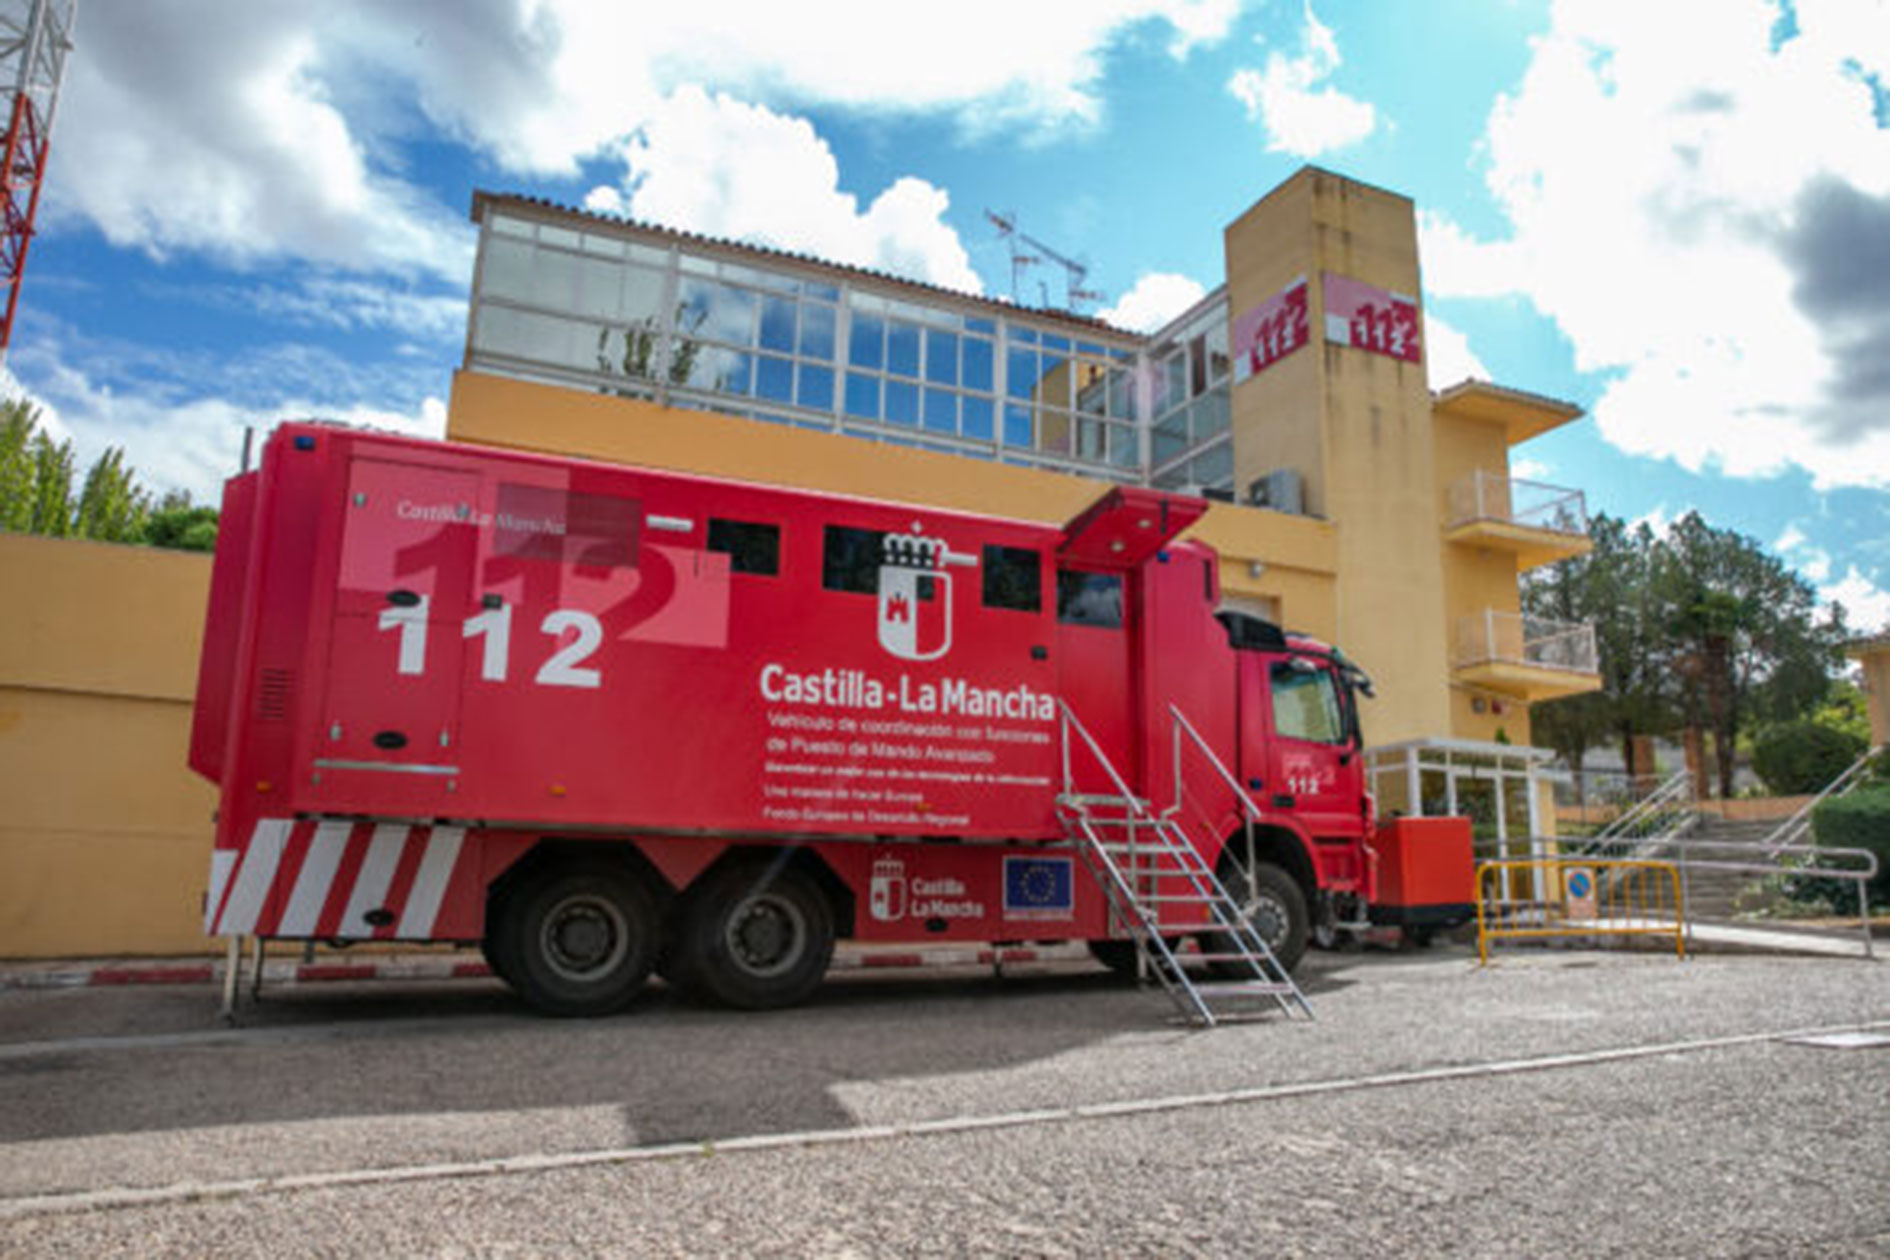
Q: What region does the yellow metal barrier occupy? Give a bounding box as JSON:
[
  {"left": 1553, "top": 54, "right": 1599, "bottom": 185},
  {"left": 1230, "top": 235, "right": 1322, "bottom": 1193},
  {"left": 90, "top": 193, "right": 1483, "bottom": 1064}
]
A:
[{"left": 1476, "top": 859, "right": 1686, "bottom": 963}]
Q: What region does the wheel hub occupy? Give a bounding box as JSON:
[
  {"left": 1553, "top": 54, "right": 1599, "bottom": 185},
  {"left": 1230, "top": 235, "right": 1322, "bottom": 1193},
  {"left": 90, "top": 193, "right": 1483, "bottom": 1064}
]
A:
[
  {"left": 726, "top": 895, "right": 805, "bottom": 977},
  {"left": 542, "top": 896, "right": 628, "bottom": 981}
]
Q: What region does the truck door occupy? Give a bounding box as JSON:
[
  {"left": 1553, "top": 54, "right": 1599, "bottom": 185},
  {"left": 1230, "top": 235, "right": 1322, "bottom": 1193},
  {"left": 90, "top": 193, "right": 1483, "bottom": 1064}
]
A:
[
  {"left": 321, "top": 459, "right": 479, "bottom": 773},
  {"left": 1263, "top": 657, "right": 1362, "bottom": 840},
  {"left": 1055, "top": 566, "right": 1137, "bottom": 794}
]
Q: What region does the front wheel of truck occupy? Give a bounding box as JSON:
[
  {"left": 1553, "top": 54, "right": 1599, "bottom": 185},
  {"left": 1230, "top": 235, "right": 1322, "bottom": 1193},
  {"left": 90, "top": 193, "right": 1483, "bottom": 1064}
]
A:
[{"left": 1205, "top": 859, "right": 1309, "bottom": 977}]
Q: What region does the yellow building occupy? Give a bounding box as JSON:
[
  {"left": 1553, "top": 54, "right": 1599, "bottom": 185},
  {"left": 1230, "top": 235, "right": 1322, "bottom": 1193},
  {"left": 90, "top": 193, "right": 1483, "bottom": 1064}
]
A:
[{"left": 0, "top": 166, "right": 1599, "bottom": 958}]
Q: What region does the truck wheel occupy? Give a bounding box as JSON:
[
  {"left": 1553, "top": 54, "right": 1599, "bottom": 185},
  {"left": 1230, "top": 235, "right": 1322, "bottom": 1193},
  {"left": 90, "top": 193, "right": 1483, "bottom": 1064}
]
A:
[
  {"left": 1207, "top": 860, "right": 1309, "bottom": 976},
  {"left": 679, "top": 861, "right": 834, "bottom": 1010},
  {"left": 498, "top": 865, "right": 659, "bottom": 1017}
]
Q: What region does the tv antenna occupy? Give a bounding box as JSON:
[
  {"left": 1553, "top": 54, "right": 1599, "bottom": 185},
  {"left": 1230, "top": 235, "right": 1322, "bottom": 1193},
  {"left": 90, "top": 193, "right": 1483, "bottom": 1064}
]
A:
[{"left": 985, "top": 209, "right": 1104, "bottom": 314}]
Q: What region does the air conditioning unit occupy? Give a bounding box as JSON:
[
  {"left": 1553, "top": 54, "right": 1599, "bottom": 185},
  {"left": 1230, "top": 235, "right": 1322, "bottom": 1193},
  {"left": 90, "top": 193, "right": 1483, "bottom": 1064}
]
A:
[{"left": 1248, "top": 468, "right": 1304, "bottom": 515}]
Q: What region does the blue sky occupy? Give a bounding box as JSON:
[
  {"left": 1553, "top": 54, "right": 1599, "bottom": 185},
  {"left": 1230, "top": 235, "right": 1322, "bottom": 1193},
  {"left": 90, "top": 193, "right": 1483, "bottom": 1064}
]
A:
[{"left": 11, "top": 0, "right": 1890, "bottom": 631}]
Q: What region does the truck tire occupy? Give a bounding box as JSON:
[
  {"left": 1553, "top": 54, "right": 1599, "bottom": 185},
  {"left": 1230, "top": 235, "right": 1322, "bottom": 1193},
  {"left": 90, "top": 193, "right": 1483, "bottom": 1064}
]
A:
[
  {"left": 677, "top": 860, "right": 834, "bottom": 1010},
  {"left": 1205, "top": 860, "right": 1309, "bottom": 977},
  {"left": 497, "top": 864, "right": 659, "bottom": 1017}
]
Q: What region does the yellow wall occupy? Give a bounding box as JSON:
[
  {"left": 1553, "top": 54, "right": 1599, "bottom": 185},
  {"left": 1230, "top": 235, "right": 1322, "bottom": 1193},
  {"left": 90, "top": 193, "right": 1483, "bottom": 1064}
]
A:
[
  {"left": 1851, "top": 642, "right": 1890, "bottom": 746},
  {"left": 1224, "top": 169, "right": 1451, "bottom": 744},
  {"left": 0, "top": 534, "right": 217, "bottom": 957}
]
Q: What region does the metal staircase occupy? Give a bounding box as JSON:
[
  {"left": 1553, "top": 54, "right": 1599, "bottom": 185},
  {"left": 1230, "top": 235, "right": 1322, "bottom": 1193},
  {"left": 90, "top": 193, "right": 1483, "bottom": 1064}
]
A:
[{"left": 1055, "top": 702, "right": 1312, "bottom": 1027}]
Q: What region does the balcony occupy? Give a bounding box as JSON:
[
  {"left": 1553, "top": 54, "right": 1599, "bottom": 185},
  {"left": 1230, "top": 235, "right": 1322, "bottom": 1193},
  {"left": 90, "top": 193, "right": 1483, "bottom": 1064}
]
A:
[
  {"left": 1454, "top": 610, "right": 1602, "bottom": 701},
  {"left": 1444, "top": 470, "right": 1591, "bottom": 569}
]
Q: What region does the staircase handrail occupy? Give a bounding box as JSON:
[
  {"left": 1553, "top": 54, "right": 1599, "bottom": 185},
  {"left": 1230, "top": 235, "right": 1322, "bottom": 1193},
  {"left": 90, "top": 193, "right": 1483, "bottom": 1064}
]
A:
[
  {"left": 1762, "top": 744, "right": 1883, "bottom": 857},
  {"left": 1592, "top": 767, "right": 1695, "bottom": 847},
  {"left": 1167, "top": 704, "right": 1268, "bottom": 839},
  {"left": 1057, "top": 700, "right": 1158, "bottom": 824}
]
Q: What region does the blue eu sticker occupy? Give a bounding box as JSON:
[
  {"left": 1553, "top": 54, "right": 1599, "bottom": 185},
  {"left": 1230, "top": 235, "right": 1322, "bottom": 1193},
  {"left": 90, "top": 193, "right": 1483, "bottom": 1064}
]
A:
[{"left": 1004, "top": 857, "right": 1073, "bottom": 919}]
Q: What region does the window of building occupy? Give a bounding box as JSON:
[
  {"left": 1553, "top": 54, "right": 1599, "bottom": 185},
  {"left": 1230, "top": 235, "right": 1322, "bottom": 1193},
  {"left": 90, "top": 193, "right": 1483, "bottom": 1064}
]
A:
[
  {"left": 707, "top": 518, "right": 781, "bottom": 576},
  {"left": 982, "top": 545, "right": 1041, "bottom": 612},
  {"left": 1056, "top": 570, "right": 1123, "bottom": 628}
]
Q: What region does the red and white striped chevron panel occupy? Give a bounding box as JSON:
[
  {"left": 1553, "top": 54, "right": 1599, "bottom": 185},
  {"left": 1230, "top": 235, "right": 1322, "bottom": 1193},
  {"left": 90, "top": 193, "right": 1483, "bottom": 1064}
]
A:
[{"left": 206, "top": 819, "right": 473, "bottom": 940}]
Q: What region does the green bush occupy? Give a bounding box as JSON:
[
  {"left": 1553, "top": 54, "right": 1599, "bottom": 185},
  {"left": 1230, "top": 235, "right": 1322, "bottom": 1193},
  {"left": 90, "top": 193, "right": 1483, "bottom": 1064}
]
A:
[
  {"left": 1751, "top": 720, "right": 1866, "bottom": 795},
  {"left": 1808, "top": 786, "right": 1890, "bottom": 910}
]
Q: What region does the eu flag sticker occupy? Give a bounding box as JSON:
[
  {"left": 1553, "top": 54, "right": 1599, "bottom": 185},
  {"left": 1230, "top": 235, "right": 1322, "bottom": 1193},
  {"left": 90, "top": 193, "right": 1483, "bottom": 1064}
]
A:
[{"left": 1003, "top": 856, "right": 1074, "bottom": 920}]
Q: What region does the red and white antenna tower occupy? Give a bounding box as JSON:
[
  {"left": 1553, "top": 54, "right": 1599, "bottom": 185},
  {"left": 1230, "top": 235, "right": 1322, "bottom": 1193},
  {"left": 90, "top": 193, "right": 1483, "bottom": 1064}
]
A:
[{"left": 0, "top": 0, "right": 75, "bottom": 361}]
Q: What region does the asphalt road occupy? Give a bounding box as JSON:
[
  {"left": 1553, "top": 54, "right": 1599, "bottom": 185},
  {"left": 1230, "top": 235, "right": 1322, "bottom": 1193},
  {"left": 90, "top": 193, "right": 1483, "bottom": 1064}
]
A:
[{"left": 1, "top": 945, "right": 1886, "bottom": 1256}]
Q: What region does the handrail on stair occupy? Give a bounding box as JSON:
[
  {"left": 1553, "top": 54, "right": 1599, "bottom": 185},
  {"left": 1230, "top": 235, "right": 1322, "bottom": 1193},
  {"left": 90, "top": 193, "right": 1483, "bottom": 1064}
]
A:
[
  {"left": 1590, "top": 767, "right": 1697, "bottom": 850},
  {"left": 1762, "top": 744, "right": 1884, "bottom": 857}
]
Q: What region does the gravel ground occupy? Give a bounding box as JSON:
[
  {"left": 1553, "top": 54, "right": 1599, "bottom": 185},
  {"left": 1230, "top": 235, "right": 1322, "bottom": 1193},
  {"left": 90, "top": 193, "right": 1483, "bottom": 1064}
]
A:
[{"left": 1, "top": 946, "right": 1885, "bottom": 1255}]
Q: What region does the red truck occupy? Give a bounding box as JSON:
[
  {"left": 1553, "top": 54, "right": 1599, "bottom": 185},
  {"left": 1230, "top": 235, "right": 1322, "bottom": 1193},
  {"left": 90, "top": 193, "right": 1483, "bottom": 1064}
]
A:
[{"left": 190, "top": 423, "right": 1448, "bottom": 1024}]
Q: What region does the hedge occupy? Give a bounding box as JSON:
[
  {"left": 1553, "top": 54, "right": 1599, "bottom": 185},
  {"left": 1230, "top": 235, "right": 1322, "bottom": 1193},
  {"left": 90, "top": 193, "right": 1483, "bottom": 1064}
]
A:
[
  {"left": 1752, "top": 720, "right": 1866, "bottom": 796},
  {"left": 1810, "top": 785, "right": 1890, "bottom": 909}
]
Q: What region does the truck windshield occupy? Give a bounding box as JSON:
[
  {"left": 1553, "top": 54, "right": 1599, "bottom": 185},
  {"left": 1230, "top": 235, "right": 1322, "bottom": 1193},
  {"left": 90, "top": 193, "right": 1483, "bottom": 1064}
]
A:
[{"left": 1270, "top": 664, "right": 1347, "bottom": 744}]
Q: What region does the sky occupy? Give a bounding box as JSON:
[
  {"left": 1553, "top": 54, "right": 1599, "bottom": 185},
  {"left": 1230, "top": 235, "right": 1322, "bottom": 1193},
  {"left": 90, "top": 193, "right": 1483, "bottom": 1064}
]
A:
[{"left": 8, "top": 0, "right": 1890, "bottom": 633}]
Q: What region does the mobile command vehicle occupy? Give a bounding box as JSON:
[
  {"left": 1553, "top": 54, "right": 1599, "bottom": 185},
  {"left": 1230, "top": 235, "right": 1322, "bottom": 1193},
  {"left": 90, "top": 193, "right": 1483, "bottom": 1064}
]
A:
[{"left": 190, "top": 424, "right": 1459, "bottom": 1024}]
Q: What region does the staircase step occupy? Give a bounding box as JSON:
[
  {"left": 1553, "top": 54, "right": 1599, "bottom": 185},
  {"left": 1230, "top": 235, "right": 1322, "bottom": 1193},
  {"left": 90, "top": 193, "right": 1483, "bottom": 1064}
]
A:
[{"left": 1190, "top": 981, "right": 1301, "bottom": 998}]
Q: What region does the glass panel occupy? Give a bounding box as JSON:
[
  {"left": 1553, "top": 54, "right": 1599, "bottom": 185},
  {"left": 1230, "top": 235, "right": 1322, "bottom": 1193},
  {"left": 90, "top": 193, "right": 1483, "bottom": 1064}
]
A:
[
  {"left": 922, "top": 388, "right": 956, "bottom": 434},
  {"left": 925, "top": 329, "right": 959, "bottom": 386},
  {"left": 1191, "top": 442, "right": 1233, "bottom": 488},
  {"left": 1042, "top": 333, "right": 1070, "bottom": 353},
  {"left": 1006, "top": 348, "right": 1037, "bottom": 401},
  {"left": 488, "top": 213, "right": 533, "bottom": 238},
  {"left": 1056, "top": 571, "right": 1123, "bottom": 628},
  {"left": 626, "top": 242, "right": 667, "bottom": 267},
  {"left": 884, "top": 379, "right": 918, "bottom": 426},
  {"left": 756, "top": 354, "right": 794, "bottom": 403},
  {"left": 575, "top": 255, "right": 623, "bottom": 320},
  {"left": 1206, "top": 319, "right": 1230, "bottom": 384},
  {"left": 797, "top": 364, "right": 835, "bottom": 412},
  {"left": 582, "top": 233, "right": 625, "bottom": 258},
  {"left": 1106, "top": 422, "right": 1138, "bottom": 469},
  {"left": 887, "top": 320, "right": 921, "bottom": 378},
  {"left": 1107, "top": 366, "right": 1137, "bottom": 421},
  {"left": 1271, "top": 665, "right": 1345, "bottom": 743},
  {"left": 848, "top": 290, "right": 887, "bottom": 314},
  {"left": 530, "top": 246, "right": 579, "bottom": 309},
  {"left": 1152, "top": 414, "right": 1189, "bottom": 465},
  {"left": 843, "top": 372, "right": 879, "bottom": 420},
  {"left": 1073, "top": 360, "right": 1108, "bottom": 416},
  {"left": 689, "top": 346, "right": 752, "bottom": 396},
  {"left": 474, "top": 306, "right": 588, "bottom": 371},
  {"left": 679, "top": 252, "right": 716, "bottom": 275},
  {"left": 707, "top": 518, "right": 780, "bottom": 576},
  {"left": 1039, "top": 410, "right": 1073, "bottom": 455},
  {"left": 539, "top": 224, "right": 580, "bottom": 250},
  {"left": 1194, "top": 384, "right": 1230, "bottom": 439},
  {"left": 759, "top": 295, "right": 796, "bottom": 353},
  {"left": 823, "top": 526, "right": 886, "bottom": 595},
  {"left": 848, "top": 313, "right": 884, "bottom": 369},
  {"left": 981, "top": 545, "right": 1041, "bottom": 612},
  {"left": 1189, "top": 333, "right": 1209, "bottom": 397},
  {"left": 961, "top": 395, "right": 994, "bottom": 440},
  {"left": 1075, "top": 417, "right": 1106, "bottom": 462},
  {"left": 965, "top": 316, "right": 996, "bottom": 335},
  {"left": 963, "top": 336, "right": 993, "bottom": 392},
  {"left": 1038, "top": 355, "right": 1068, "bottom": 409},
  {"left": 799, "top": 302, "right": 836, "bottom": 360},
  {"left": 479, "top": 237, "right": 533, "bottom": 302},
  {"left": 805, "top": 282, "right": 840, "bottom": 301},
  {"left": 1077, "top": 341, "right": 1105, "bottom": 357},
  {"left": 1003, "top": 403, "right": 1033, "bottom": 447},
  {"left": 620, "top": 264, "right": 665, "bottom": 325},
  {"left": 1160, "top": 353, "right": 1186, "bottom": 415}
]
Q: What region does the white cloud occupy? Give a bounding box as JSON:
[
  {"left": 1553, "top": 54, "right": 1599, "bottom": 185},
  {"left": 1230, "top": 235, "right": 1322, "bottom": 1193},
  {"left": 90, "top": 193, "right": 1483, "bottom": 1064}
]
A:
[
  {"left": 1423, "top": 312, "right": 1488, "bottom": 389},
  {"left": 1098, "top": 272, "right": 1208, "bottom": 332},
  {"left": 1821, "top": 566, "right": 1890, "bottom": 636},
  {"left": 47, "top": 2, "right": 1240, "bottom": 282},
  {"left": 1773, "top": 524, "right": 1808, "bottom": 553},
  {"left": 593, "top": 89, "right": 980, "bottom": 293},
  {"left": 1423, "top": 0, "right": 1890, "bottom": 490},
  {"left": 1226, "top": 1, "right": 1379, "bottom": 157},
  {"left": 1629, "top": 504, "right": 1678, "bottom": 538},
  {"left": 1510, "top": 457, "right": 1553, "bottom": 483}
]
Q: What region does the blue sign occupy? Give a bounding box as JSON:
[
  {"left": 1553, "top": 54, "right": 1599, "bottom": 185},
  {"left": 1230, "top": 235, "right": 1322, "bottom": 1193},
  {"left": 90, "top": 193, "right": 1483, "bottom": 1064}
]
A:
[
  {"left": 1003, "top": 856, "right": 1073, "bottom": 919},
  {"left": 1567, "top": 871, "right": 1593, "bottom": 899}
]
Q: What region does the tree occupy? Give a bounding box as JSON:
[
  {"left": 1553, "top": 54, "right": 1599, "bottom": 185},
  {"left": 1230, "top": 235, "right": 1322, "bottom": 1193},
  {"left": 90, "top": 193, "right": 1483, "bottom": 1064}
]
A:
[
  {"left": 141, "top": 490, "right": 219, "bottom": 552},
  {"left": 74, "top": 446, "right": 149, "bottom": 542},
  {"left": 1654, "top": 512, "right": 1843, "bottom": 798}
]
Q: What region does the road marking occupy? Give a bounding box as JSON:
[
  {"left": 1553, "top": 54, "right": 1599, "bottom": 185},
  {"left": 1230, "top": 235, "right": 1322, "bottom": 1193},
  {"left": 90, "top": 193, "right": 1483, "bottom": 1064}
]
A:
[{"left": 4, "top": 1016, "right": 1886, "bottom": 1220}]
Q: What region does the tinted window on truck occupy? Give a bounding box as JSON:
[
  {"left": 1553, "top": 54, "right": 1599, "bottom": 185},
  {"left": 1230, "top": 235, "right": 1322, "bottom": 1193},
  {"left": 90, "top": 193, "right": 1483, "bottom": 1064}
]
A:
[
  {"left": 1056, "top": 570, "right": 1122, "bottom": 628},
  {"left": 822, "top": 526, "right": 885, "bottom": 594},
  {"left": 707, "top": 518, "right": 780, "bottom": 576},
  {"left": 982, "top": 545, "right": 1041, "bottom": 612}
]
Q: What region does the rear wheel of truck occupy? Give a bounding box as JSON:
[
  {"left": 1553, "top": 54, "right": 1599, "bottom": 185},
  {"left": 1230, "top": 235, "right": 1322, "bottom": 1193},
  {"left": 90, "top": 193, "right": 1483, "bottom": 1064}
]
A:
[
  {"left": 498, "top": 865, "right": 660, "bottom": 1017},
  {"left": 1205, "top": 860, "right": 1309, "bottom": 976},
  {"left": 678, "top": 860, "right": 834, "bottom": 1010}
]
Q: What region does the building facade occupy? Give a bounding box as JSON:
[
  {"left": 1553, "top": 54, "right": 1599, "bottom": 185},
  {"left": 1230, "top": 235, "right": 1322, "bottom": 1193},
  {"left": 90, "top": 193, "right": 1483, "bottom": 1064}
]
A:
[{"left": 449, "top": 167, "right": 1602, "bottom": 829}]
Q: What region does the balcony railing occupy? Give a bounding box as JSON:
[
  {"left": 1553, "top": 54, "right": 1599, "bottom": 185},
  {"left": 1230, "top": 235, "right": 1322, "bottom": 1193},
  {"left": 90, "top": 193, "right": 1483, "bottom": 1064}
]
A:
[
  {"left": 1447, "top": 470, "right": 1588, "bottom": 536},
  {"left": 1455, "top": 610, "right": 1598, "bottom": 675}
]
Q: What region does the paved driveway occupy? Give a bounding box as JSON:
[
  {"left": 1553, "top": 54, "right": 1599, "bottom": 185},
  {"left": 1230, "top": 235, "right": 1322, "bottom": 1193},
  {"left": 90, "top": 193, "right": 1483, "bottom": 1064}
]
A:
[{"left": 2, "top": 947, "right": 1886, "bottom": 1255}]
